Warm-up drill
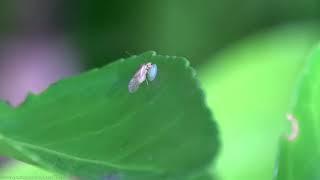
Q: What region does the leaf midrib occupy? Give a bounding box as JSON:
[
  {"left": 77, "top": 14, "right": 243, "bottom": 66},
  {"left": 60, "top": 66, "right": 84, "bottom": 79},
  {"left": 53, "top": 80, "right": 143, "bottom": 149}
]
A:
[{"left": 0, "top": 135, "right": 163, "bottom": 174}]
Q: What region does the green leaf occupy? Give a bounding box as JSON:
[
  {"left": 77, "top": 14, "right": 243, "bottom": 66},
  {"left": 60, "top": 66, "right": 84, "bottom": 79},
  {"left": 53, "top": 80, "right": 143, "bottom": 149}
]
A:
[
  {"left": 187, "top": 171, "right": 214, "bottom": 180},
  {"left": 274, "top": 44, "right": 320, "bottom": 180},
  {"left": 0, "top": 161, "right": 67, "bottom": 179},
  {"left": 198, "top": 23, "right": 320, "bottom": 180},
  {"left": 0, "top": 51, "right": 219, "bottom": 179}
]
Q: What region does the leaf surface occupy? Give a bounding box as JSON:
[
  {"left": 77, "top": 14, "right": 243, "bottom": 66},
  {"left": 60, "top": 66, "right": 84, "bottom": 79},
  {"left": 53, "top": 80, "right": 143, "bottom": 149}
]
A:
[
  {"left": 0, "top": 51, "right": 219, "bottom": 179},
  {"left": 274, "top": 44, "right": 320, "bottom": 180}
]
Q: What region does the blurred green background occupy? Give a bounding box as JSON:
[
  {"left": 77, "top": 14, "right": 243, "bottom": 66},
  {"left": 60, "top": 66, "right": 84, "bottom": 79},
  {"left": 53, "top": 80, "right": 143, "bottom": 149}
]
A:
[{"left": 0, "top": 0, "right": 320, "bottom": 179}]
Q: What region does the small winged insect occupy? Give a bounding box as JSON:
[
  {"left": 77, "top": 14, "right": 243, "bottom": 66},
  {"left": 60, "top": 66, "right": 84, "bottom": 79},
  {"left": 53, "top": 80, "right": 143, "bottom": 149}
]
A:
[{"left": 128, "top": 62, "right": 158, "bottom": 93}]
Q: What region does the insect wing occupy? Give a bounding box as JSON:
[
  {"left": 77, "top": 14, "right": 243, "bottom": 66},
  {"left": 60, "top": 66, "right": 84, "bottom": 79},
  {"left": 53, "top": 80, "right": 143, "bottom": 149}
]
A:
[
  {"left": 134, "top": 64, "right": 148, "bottom": 83},
  {"left": 147, "top": 64, "right": 157, "bottom": 81},
  {"left": 128, "top": 77, "right": 140, "bottom": 93}
]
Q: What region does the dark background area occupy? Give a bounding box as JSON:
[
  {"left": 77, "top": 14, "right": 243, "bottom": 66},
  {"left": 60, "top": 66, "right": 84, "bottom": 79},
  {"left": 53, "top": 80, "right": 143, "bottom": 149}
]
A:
[{"left": 1, "top": 0, "right": 320, "bottom": 68}]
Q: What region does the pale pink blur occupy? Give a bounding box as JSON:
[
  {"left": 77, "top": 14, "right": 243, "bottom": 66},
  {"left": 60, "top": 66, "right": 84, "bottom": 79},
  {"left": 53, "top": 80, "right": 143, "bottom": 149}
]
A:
[{"left": 0, "top": 36, "right": 83, "bottom": 107}]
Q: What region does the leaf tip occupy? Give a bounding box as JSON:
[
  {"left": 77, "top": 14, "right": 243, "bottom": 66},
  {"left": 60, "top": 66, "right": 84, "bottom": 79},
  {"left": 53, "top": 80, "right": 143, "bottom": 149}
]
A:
[{"left": 17, "top": 91, "right": 39, "bottom": 108}]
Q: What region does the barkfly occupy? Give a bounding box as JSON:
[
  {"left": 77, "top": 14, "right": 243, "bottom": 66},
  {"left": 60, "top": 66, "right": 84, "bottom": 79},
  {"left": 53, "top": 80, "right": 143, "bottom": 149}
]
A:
[{"left": 128, "top": 62, "right": 158, "bottom": 93}]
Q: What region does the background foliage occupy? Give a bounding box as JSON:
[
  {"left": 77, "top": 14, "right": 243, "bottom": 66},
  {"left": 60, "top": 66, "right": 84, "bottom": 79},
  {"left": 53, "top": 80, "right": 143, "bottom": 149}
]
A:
[{"left": 0, "top": 0, "right": 320, "bottom": 179}]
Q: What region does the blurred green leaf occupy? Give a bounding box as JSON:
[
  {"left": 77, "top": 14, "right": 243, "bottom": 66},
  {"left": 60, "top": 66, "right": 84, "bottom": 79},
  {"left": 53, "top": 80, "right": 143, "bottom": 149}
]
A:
[
  {"left": 187, "top": 171, "right": 214, "bottom": 180},
  {"left": 0, "top": 161, "right": 66, "bottom": 179},
  {"left": 64, "top": 1, "right": 320, "bottom": 67},
  {"left": 274, "top": 44, "right": 320, "bottom": 180},
  {"left": 198, "top": 23, "right": 320, "bottom": 180},
  {"left": 0, "top": 52, "right": 219, "bottom": 179}
]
